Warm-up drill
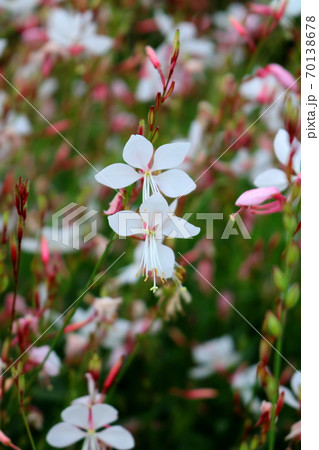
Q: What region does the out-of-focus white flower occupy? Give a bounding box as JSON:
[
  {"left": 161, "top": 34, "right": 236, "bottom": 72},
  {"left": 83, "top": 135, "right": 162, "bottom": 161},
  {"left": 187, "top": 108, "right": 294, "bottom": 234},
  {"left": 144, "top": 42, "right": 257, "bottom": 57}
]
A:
[
  {"left": 230, "top": 147, "right": 273, "bottom": 182},
  {"left": 108, "top": 193, "right": 200, "bottom": 291},
  {"left": 231, "top": 365, "right": 261, "bottom": 413},
  {"left": 47, "top": 9, "right": 113, "bottom": 56},
  {"left": 155, "top": 11, "right": 214, "bottom": 61},
  {"left": 0, "top": 39, "right": 7, "bottom": 57},
  {"left": 0, "top": 0, "right": 39, "bottom": 14},
  {"left": 189, "top": 335, "right": 240, "bottom": 378},
  {"left": 95, "top": 134, "right": 195, "bottom": 198},
  {"left": 254, "top": 129, "right": 300, "bottom": 191},
  {"left": 46, "top": 403, "right": 134, "bottom": 449},
  {"left": 93, "top": 297, "right": 122, "bottom": 321},
  {"left": 279, "top": 371, "right": 301, "bottom": 410},
  {"left": 29, "top": 345, "right": 61, "bottom": 377},
  {"left": 21, "top": 226, "right": 79, "bottom": 254}
]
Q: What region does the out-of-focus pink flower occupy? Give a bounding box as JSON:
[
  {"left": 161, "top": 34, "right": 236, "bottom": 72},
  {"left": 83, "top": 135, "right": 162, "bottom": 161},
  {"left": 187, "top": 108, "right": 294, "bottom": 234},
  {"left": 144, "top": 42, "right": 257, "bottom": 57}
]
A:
[
  {"left": 285, "top": 420, "right": 301, "bottom": 441},
  {"left": 22, "top": 27, "right": 47, "bottom": 44},
  {"left": 170, "top": 388, "right": 218, "bottom": 399},
  {"left": 235, "top": 187, "right": 286, "bottom": 215},
  {"left": 256, "top": 64, "right": 297, "bottom": 92},
  {"left": 44, "top": 119, "right": 70, "bottom": 136},
  {"left": 40, "top": 235, "right": 50, "bottom": 265},
  {"left": 91, "top": 83, "right": 109, "bottom": 102}
]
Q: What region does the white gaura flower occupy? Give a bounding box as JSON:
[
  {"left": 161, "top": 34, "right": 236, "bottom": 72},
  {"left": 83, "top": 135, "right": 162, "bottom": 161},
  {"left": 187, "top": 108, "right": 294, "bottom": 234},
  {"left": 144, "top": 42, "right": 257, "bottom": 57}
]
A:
[
  {"left": 189, "top": 335, "right": 240, "bottom": 379},
  {"left": 155, "top": 11, "right": 214, "bottom": 61},
  {"left": 279, "top": 371, "right": 301, "bottom": 410},
  {"left": 46, "top": 403, "right": 134, "bottom": 449},
  {"left": 95, "top": 135, "right": 196, "bottom": 198},
  {"left": 254, "top": 129, "right": 301, "bottom": 191},
  {"left": 47, "top": 9, "right": 113, "bottom": 56},
  {"left": 108, "top": 193, "right": 200, "bottom": 291}
]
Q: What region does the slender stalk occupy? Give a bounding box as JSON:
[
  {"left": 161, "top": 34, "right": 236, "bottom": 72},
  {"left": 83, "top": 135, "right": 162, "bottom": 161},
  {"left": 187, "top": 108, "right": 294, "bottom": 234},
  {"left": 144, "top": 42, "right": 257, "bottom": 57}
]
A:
[{"left": 20, "top": 403, "right": 36, "bottom": 450}]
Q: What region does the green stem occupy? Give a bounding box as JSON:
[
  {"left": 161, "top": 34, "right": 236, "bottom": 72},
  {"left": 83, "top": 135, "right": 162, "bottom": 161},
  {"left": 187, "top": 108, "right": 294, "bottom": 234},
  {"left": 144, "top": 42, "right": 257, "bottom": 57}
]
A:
[{"left": 20, "top": 404, "right": 36, "bottom": 450}]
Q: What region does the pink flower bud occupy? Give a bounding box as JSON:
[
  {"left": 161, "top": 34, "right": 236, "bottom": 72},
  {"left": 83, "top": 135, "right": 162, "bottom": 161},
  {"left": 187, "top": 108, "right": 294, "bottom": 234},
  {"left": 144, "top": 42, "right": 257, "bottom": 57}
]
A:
[
  {"left": 146, "top": 45, "right": 161, "bottom": 69},
  {"left": 41, "top": 235, "right": 50, "bottom": 265},
  {"left": 102, "top": 355, "right": 124, "bottom": 394},
  {"left": 171, "top": 388, "right": 218, "bottom": 399},
  {"left": 45, "top": 120, "right": 70, "bottom": 136}
]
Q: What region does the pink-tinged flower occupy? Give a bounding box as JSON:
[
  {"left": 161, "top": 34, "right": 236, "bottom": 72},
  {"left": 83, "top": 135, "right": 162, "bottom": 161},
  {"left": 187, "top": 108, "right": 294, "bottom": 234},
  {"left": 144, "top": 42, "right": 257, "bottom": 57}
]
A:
[
  {"left": 92, "top": 297, "right": 122, "bottom": 322},
  {"left": 254, "top": 129, "right": 301, "bottom": 191},
  {"left": 189, "top": 335, "right": 240, "bottom": 379},
  {"left": 95, "top": 135, "right": 195, "bottom": 198},
  {"left": 28, "top": 345, "right": 61, "bottom": 377},
  {"left": 108, "top": 193, "right": 200, "bottom": 291},
  {"left": 46, "top": 9, "right": 113, "bottom": 56},
  {"left": 46, "top": 404, "right": 134, "bottom": 449},
  {"left": 256, "top": 64, "right": 298, "bottom": 92},
  {"left": 235, "top": 187, "right": 286, "bottom": 215},
  {"left": 285, "top": 420, "right": 301, "bottom": 441},
  {"left": 279, "top": 371, "right": 301, "bottom": 410}
]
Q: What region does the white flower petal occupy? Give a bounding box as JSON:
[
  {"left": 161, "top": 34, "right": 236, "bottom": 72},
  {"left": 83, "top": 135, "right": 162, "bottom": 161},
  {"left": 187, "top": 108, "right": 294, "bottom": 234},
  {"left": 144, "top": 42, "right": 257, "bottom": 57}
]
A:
[
  {"left": 188, "top": 365, "right": 214, "bottom": 379},
  {"left": 152, "top": 142, "right": 191, "bottom": 171},
  {"left": 254, "top": 168, "right": 288, "bottom": 191},
  {"left": 97, "top": 425, "right": 135, "bottom": 450},
  {"left": 92, "top": 404, "right": 118, "bottom": 429},
  {"left": 84, "top": 35, "right": 113, "bottom": 55},
  {"left": 61, "top": 404, "right": 89, "bottom": 429},
  {"left": 46, "top": 423, "right": 86, "bottom": 447},
  {"left": 153, "top": 169, "right": 196, "bottom": 197},
  {"left": 163, "top": 215, "right": 200, "bottom": 239},
  {"left": 155, "top": 242, "right": 175, "bottom": 278},
  {"left": 274, "top": 129, "right": 291, "bottom": 166},
  {"left": 95, "top": 163, "right": 141, "bottom": 189},
  {"left": 108, "top": 211, "right": 143, "bottom": 236},
  {"left": 292, "top": 139, "right": 301, "bottom": 173},
  {"left": 140, "top": 192, "right": 169, "bottom": 214},
  {"left": 291, "top": 372, "right": 301, "bottom": 398},
  {"left": 279, "top": 386, "right": 300, "bottom": 410},
  {"left": 123, "top": 135, "right": 153, "bottom": 170}
]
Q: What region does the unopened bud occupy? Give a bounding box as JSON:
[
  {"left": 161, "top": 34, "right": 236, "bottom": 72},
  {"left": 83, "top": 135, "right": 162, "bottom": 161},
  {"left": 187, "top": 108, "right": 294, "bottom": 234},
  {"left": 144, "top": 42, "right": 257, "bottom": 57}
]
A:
[
  {"left": 1, "top": 210, "right": 9, "bottom": 244},
  {"left": 148, "top": 106, "right": 155, "bottom": 130},
  {"left": 283, "top": 214, "right": 297, "bottom": 234},
  {"left": 138, "top": 119, "right": 145, "bottom": 135},
  {"left": 10, "top": 234, "right": 18, "bottom": 269},
  {"left": 259, "top": 339, "right": 271, "bottom": 365},
  {"left": 239, "top": 442, "right": 249, "bottom": 450},
  {"left": 286, "top": 242, "right": 299, "bottom": 266},
  {"left": 88, "top": 354, "right": 101, "bottom": 382},
  {"left": 163, "top": 81, "right": 175, "bottom": 102},
  {"left": 151, "top": 126, "right": 159, "bottom": 144},
  {"left": 275, "top": 391, "right": 285, "bottom": 416},
  {"left": 17, "top": 216, "right": 24, "bottom": 244},
  {"left": 285, "top": 283, "right": 299, "bottom": 308},
  {"left": 41, "top": 235, "right": 50, "bottom": 265},
  {"left": 265, "top": 376, "right": 277, "bottom": 403},
  {"left": 264, "top": 312, "right": 281, "bottom": 338},
  {"left": 155, "top": 92, "right": 161, "bottom": 110},
  {"left": 170, "top": 30, "right": 180, "bottom": 65},
  {"left": 146, "top": 45, "right": 161, "bottom": 69},
  {"left": 273, "top": 266, "right": 285, "bottom": 291},
  {"left": 102, "top": 355, "right": 124, "bottom": 394},
  {"left": 250, "top": 436, "right": 259, "bottom": 450}
]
